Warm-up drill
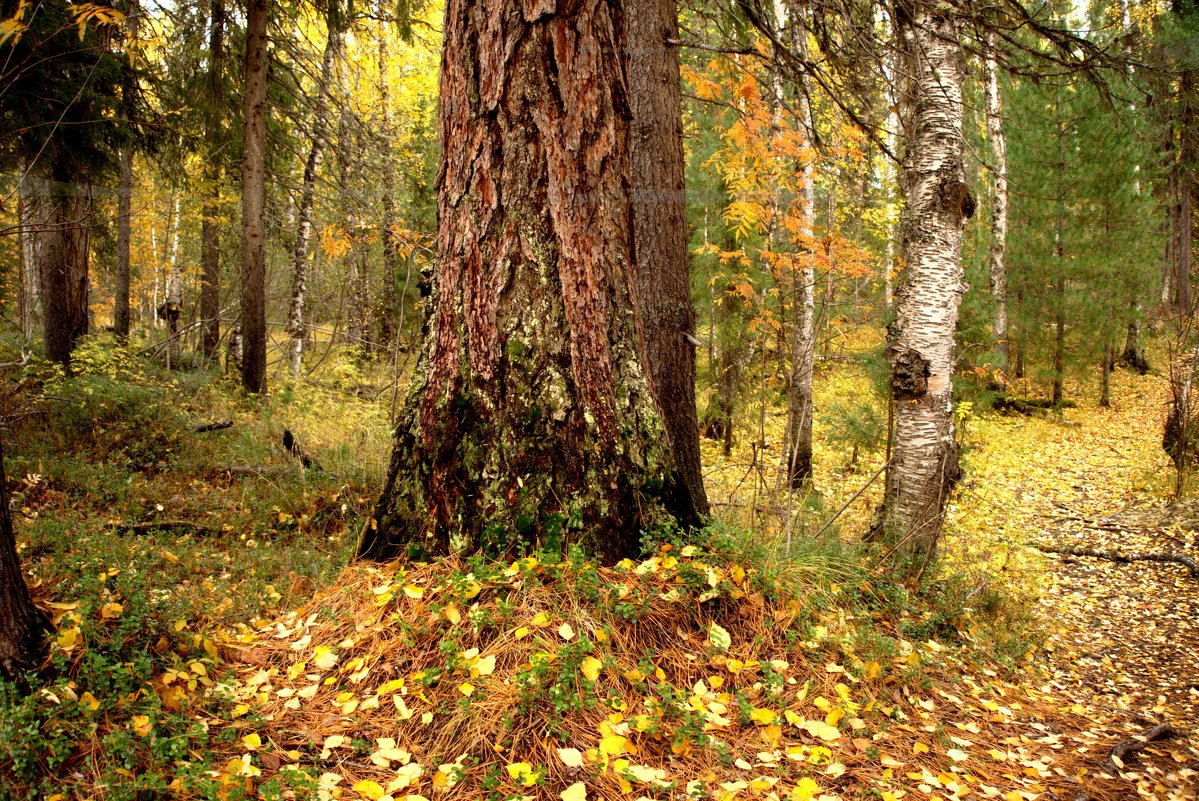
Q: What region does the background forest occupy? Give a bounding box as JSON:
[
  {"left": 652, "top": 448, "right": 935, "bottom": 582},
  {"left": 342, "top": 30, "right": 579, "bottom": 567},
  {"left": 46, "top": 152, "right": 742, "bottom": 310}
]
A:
[{"left": 0, "top": 0, "right": 1197, "bottom": 799}]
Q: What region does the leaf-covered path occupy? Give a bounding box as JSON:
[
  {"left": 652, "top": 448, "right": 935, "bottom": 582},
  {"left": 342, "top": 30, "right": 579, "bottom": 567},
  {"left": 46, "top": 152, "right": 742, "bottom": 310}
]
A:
[{"left": 963, "top": 368, "right": 1199, "bottom": 795}]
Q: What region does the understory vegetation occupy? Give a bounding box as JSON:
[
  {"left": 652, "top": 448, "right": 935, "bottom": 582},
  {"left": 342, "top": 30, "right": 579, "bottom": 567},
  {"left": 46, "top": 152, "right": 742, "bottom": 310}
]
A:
[{"left": 1, "top": 333, "right": 1192, "bottom": 801}]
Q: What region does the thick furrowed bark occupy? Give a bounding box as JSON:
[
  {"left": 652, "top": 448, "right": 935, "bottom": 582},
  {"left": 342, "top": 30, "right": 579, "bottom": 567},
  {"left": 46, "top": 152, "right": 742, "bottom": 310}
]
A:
[
  {"left": 39, "top": 185, "right": 91, "bottom": 369},
  {"left": 239, "top": 0, "right": 269, "bottom": 395},
  {"left": 878, "top": 2, "right": 970, "bottom": 566},
  {"left": 361, "top": 0, "right": 673, "bottom": 565},
  {"left": 0, "top": 436, "right": 49, "bottom": 688}
]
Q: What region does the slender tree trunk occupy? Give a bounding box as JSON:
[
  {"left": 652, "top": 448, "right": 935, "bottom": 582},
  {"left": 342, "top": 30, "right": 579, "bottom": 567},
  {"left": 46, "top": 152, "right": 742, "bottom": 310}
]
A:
[
  {"left": 114, "top": 152, "right": 134, "bottom": 339},
  {"left": 1052, "top": 93, "right": 1066, "bottom": 408},
  {"left": 983, "top": 33, "right": 1009, "bottom": 377},
  {"left": 876, "top": 2, "right": 971, "bottom": 568},
  {"left": 785, "top": 0, "right": 815, "bottom": 490},
  {"left": 377, "top": 26, "right": 400, "bottom": 356},
  {"left": 360, "top": 0, "right": 675, "bottom": 563},
  {"left": 113, "top": 0, "right": 139, "bottom": 341},
  {"left": 240, "top": 0, "right": 269, "bottom": 394},
  {"left": 0, "top": 435, "right": 48, "bottom": 688},
  {"left": 1177, "top": 65, "right": 1196, "bottom": 317},
  {"left": 200, "top": 0, "right": 225, "bottom": 362},
  {"left": 288, "top": 26, "right": 339, "bottom": 380},
  {"left": 626, "top": 0, "right": 708, "bottom": 525},
  {"left": 39, "top": 180, "right": 92, "bottom": 368},
  {"left": 17, "top": 172, "right": 36, "bottom": 343},
  {"left": 1053, "top": 275, "right": 1066, "bottom": 406},
  {"left": 1100, "top": 340, "right": 1112, "bottom": 408},
  {"left": 166, "top": 195, "right": 183, "bottom": 368}
]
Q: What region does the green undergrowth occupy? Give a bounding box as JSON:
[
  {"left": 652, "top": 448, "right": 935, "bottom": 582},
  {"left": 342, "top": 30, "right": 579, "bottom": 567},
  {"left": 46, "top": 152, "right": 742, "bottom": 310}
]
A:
[{"left": 0, "top": 337, "right": 1048, "bottom": 800}]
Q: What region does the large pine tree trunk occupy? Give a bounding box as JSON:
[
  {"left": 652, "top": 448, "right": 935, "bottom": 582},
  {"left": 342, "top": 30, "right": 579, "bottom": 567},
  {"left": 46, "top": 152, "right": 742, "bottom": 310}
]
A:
[
  {"left": 239, "top": 0, "right": 269, "bottom": 394},
  {"left": 39, "top": 181, "right": 92, "bottom": 368},
  {"left": 360, "top": 0, "right": 674, "bottom": 563},
  {"left": 626, "top": 0, "right": 708, "bottom": 526},
  {"left": 876, "top": 2, "right": 971, "bottom": 568},
  {"left": 0, "top": 435, "right": 48, "bottom": 686},
  {"left": 200, "top": 0, "right": 225, "bottom": 362},
  {"left": 983, "top": 33, "right": 1009, "bottom": 378},
  {"left": 288, "top": 26, "right": 339, "bottom": 380}
]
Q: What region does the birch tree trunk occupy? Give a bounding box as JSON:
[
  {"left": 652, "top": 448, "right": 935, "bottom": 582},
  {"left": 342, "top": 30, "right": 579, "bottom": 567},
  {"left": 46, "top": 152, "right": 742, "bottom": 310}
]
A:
[
  {"left": 200, "top": 0, "right": 225, "bottom": 361},
  {"left": 983, "top": 32, "right": 1009, "bottom": 378},
  {"left": 626, "top": 0, "right": 709, "bottom": 526},
  {"left": 876, "top": 2, "right": 972, "bottom": 568},
  {"left": 288, "top": 26, "right": 339, "bottom": 380},
  {"left": 360, "top": 0, "right": 675, "bottom": 563},
  {"left": 780, "top": 0, "right": 815, "bottom": 490},
  {"left": 17, "top": 168, "right": 38, "bottom": 342},
  {"left": 240, "top": 0, "right": 269, "bottom": 394}
]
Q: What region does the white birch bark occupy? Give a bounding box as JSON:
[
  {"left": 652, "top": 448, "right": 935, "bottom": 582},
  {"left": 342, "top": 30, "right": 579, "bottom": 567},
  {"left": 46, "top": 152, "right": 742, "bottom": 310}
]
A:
[
  {"left": 778, "top": 0, "right": 816, "bottom": 490},
  {"left": 879, "top": 2, "right": 972, "bottom": 567},
  {"left": 288, "top": 27, "right": 340, "bottom": 380},
  {"left": 983, "top": 32, "right": 1009, "bottom": 377}
]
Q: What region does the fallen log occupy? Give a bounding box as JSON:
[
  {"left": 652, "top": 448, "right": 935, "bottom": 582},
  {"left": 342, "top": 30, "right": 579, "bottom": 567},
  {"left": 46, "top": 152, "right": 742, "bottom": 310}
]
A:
[
  {"left": 117, "top": 520, "right": 216, "bottom": 536},
  {"left": 1106, "top": 722, "right": 1176, "bottom": 771},
  {"left": 195, "top": 420, "right": 233, "bottom": 433},
  {"left": 220, "top": 465, "right": 290, "bottom": 478},
  {"left": 993, "top": 396, "right": 1077, "bottom": 415},
  {"left": 1033, "top": 543, "right": 1199, "bottom": 578}
]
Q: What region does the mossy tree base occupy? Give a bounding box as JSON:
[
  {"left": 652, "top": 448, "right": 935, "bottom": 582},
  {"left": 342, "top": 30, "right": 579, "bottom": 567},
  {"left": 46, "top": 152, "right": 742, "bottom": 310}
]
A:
[{"left": 358, "top": 0, "right": 676, "bottom": 565}]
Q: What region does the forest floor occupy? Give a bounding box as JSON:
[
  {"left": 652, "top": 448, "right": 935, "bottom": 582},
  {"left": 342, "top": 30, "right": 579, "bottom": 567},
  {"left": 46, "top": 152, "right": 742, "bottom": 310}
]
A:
[{"left": 2, "top": 343, "right": 1198, "bottom": 800}]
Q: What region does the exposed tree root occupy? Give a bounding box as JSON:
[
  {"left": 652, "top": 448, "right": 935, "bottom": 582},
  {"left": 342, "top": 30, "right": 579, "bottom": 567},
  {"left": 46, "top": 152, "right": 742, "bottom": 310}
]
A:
[
  {"left": 1106, "top": 722, "right": 1177, "bottom": 771},
  {"left": 1034, "top": 543, "right": 1199, "bottom": 578}
]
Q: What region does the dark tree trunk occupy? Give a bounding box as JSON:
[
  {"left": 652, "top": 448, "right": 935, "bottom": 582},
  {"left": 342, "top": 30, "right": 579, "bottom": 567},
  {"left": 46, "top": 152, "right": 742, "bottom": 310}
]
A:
[
  {"left": 360, "top": 0, "right": 675, "bottom": 564},
  {"left": 626, "top": 0, "right": 708, "bottom": 527},
  {"left": 39, "top": 181, "right": 91, "bottom": 368},
  {"left": 377, "top": 26, "right": 400, "bottom": 355},
  {"left": 113, "top": 0, "right": 139, "bottom": 341},
  {"left": 200, "top": 0, "right": 225, "bottom": 362},
  {"left": 1053, "top": 274, "right": 1065, "bottom": 407},
  {"left": 239, "top": 0, "right": 269, "bottom": 394},
  {"left": 0, "top": 435, "right": 49, "bottom": 687},
  {"left": 1100, "top": 340, "right": 1112, "bottom": 408},
  {"left": 114, "top": 147, "right": 134, "bottom": 341}
]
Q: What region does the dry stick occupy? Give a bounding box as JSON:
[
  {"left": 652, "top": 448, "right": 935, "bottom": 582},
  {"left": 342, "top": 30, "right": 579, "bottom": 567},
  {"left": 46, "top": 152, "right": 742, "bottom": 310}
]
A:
[
  {"left": 814, "top": 458, "right": 889, "bottom": 542},
  {"left": 1033, "top": 543, "right": 1199, "bottom": 578},
  {"left": 1106, "top": 722, "right": 1177, "bottom": 771},
  {"left": 194, "top": 420, "right": 233, "bottom": 433}
]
